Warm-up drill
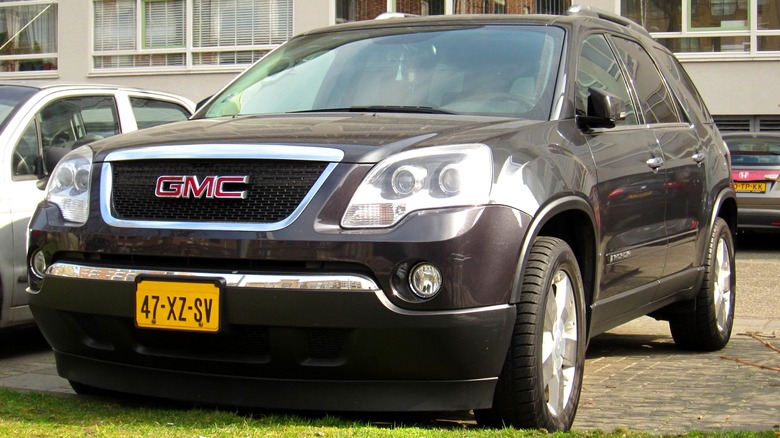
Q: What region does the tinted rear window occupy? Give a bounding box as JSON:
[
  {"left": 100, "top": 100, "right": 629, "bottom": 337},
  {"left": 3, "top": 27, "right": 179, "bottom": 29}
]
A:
[{"left": 726, "top": 136, "right": 780, "bottom": 165}]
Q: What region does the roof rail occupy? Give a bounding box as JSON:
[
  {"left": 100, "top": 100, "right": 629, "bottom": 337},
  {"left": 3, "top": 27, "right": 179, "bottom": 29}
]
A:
[
  {"left": 566, "top": 4, "right": 651, "bottom": 37},
  {"left": 375, "top": 12, "right": 419, "bottom": 20}
]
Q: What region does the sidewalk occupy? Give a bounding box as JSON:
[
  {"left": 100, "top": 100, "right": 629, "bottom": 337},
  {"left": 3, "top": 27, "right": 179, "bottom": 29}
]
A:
[{"left": 1, "top": 316, "right": 778, "bottom": 434}]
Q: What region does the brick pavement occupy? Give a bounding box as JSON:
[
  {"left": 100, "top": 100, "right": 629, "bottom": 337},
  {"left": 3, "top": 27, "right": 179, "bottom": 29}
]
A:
[
  {"left": 574, "top": 316, "right": 780, "bottom": 434},
  {"left": 1, "top": 316, "right": 778, "bottom": 434}
]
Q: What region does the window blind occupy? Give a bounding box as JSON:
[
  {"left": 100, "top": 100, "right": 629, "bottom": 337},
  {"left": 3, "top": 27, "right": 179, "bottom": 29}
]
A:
[{"left": 143, "top": 0, "right": 185, "bottom": 49}]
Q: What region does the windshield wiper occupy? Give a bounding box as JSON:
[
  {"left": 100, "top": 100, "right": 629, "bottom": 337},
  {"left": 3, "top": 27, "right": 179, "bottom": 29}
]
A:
[{"left": 290, "top": 106, "right": 456, "bottom": 115}]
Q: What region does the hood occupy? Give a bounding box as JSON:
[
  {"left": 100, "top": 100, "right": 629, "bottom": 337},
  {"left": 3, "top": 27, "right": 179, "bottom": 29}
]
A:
[{"left": 91, "top": 113, "right": 544, "bottom": 163}]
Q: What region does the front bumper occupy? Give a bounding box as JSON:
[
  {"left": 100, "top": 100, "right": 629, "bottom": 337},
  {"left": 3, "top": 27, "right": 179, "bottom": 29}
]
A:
[
  {"left": 28, "top": 204, "right": 527, "bottom": 411},
  {"left": 31, "top": 266, "right": 515, "bottom": 410}
]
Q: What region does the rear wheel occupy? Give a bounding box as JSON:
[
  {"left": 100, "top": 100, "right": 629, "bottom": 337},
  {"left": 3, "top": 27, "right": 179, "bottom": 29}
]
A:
[
  {"left": 475, "top": 237, "right": 586, "bottom": 432},
  {"left": 669, "top": 217, "right": 735, "bottom": 351}
]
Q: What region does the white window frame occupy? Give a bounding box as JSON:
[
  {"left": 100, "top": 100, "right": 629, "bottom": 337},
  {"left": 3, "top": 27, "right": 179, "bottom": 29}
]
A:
[{"left": 90, "top": 0, "right": 293, "bottom": 75}]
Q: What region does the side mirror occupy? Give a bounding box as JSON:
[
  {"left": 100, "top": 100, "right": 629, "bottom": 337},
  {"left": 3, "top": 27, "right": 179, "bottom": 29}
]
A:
[
  {"left": 44, "top": 147, "right": 69, "bottom": 174},
  {"left": 37, "top": 147, "right": 69, "bottom": 190},
  {"left": 577, "top": 87, "right": 627, "bottom": 130},
  {"left": 196, "top": 95, "right": 212, "bottom": 110}
]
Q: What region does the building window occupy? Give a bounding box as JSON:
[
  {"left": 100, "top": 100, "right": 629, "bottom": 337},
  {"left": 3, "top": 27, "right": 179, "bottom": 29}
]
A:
[
  {"left": 453, "top": 0, "right": 567, "bottom": 14},
  {"left": 455, "top": 0, "right": 517, "bottom": 14},
  {"left": 0, "top": 1, "right": 58, "bottom": 74},
  {"left": 621, "top": 0, "right": 780, "bottom": 57},
  {"left": 335, "top": 0, "right": 569, "bottom": 23},
  {"left": 93, "top": 0, "right": 293, "bottom": 71},
  {"left": 144, "top": 0, "right": 185, "bottom": 49},
  {"left": 337, "top": 1, "right": 446, "bottom": 23},
  {"left": 193, "top": 0, "right": 292, "bottom": 66}
]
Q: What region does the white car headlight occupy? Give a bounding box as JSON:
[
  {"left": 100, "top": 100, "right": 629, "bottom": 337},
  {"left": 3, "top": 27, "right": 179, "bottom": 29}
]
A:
[
  {"left": 45, "top": 146, "right": 94, "bottom": 225},
  {"left": 341, "top": 144, "right": 492, "bottom": 228}
]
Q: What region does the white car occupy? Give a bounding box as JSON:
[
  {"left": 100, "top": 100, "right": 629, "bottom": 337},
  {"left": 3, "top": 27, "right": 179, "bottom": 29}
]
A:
[{"left": 1, "top": 82, "right": 194, "bottom": 330}]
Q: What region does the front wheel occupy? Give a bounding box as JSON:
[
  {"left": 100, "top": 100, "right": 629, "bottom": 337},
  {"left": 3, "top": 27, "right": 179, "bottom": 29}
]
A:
[
  {"left": 669, "top": 217, "right": 735, "bottom": 351},
  {"left": 475, "top": 237, "right": 586, "bottom": 432}
]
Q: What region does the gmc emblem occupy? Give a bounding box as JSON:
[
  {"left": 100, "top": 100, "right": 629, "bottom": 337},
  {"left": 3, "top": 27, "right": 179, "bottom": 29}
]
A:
[{"left": 155, "top": 175, "right": 249, "bottom": 199}]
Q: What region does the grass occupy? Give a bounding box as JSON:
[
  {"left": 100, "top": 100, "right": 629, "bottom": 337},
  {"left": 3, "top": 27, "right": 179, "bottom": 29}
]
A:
[{"left": 0, "top": 389, "right": 778, "bottom": 437}]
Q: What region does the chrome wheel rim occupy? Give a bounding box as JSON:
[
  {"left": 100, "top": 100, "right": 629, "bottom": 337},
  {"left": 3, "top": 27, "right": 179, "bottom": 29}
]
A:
[
  {"left": 542, "top": 269, "right": 578, "bottom": 416},
  {"left": 713, "top": 236, "right": 733, "bottom": 333}
]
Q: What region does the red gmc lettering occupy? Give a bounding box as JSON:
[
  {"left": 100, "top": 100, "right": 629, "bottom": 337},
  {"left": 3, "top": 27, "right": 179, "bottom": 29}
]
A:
[
  {"left": 214, "top": 176, "right": 249, "bottom": 198},
  {"left": 155, "top": 176, "right": 249, "bottom": 199}
]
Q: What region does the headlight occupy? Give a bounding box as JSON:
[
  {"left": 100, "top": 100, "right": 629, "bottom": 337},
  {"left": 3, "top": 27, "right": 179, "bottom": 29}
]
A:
[
  {"left": 45, "top": 146, "right": 94, "bottom": 225},
  {"left": 341, "top": 144, "right": 492, "bottom": 228}
]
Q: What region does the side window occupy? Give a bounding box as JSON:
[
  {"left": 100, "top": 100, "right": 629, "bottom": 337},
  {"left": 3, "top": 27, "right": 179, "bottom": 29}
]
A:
[
  {"left": 610, "top": 37, "right": 680, "bottom": 125},
  {"left": 576, "top": 34, "right": 638, "bottom": 126},
  {"left": 12, "top": 119, "right": 39, "bottom": 177},
  {"left": 130, "top": 98, "right": 190, "bottom": 129},
  {"left": 652, "top": 47, "right": 713, "bottom": 125},
  {"left": 40, "top": 96, "right": 119, "bottom": 149}
]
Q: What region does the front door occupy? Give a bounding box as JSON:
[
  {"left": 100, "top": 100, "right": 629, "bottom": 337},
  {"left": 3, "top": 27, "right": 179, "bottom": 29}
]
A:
[{"left": 577, "top": 33, "right": 667, "bottom": 306}]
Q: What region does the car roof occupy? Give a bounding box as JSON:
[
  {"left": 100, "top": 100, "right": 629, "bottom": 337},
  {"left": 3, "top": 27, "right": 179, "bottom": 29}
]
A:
[
  {"left": 0, "top": 81, "right": 188, "bottom": 98},
  {"left": 0, "top": 81, "right": 196, "bottom": 110}
]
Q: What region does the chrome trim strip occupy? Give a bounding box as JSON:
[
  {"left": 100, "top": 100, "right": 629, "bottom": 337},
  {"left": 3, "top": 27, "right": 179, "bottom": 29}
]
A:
[
  {"left": 104, "top": 144, "right": 345, "bottom": 162},
  {"left": 44, "top": 262, "right": 514, "bottom": 317},
  {"left": 100, "top": 144, "right": 343, "bottom": 232},
  {"left": 45, "top": 262, "right": 380, "bottom": 292}
]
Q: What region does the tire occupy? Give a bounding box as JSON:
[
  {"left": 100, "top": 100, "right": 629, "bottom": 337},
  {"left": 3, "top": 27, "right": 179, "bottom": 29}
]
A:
[
  {"left": 475, "top": 237, "right": 586, "bottom": 432},
  {"left": 669, "top": 217, "right": 735, "bottom": 351}
]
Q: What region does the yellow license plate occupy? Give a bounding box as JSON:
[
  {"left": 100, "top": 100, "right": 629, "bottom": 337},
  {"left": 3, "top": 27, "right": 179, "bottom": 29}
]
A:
[
  {"left": 135, "top": 278, "right": 221, "bottom": 332},
  {"left": 734, "top": 182, "right": 767, "bottom": 193}
]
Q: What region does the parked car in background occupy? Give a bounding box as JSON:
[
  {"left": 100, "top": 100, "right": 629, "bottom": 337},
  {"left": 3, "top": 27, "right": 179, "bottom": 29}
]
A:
[
  {"left": 723, "top": 132, "right": 780, "bottom": 232},
  {"left": 26, "top": 7, "right": 737, "bottom": 432},
  {"left": 1, "top": 82, "right": 194, "bottom": 330}
]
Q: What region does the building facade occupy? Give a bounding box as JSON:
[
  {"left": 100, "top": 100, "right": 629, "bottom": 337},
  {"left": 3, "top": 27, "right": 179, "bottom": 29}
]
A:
[{"left": 1, "top": 0, "right": 775, "bottom": 130}]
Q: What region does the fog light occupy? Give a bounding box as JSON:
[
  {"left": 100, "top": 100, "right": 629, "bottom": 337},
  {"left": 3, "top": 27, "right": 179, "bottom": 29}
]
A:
[
  {"left": 31, "top": 250, "right": 47, "bottom": 279},
  {"left": 409, "top": 263, "right": 442, "bottom": 299}
]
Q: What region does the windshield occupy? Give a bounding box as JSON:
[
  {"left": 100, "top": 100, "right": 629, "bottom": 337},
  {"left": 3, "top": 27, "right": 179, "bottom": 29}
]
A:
[
  {"left": 0, "top": 85, "right": 37, "bottom": 130},
  {"left": 727, "top": 136, "right": 780, "bottom": 166},
  {"left": 201, "top": 24, "right": 564, "bottom": 120}
]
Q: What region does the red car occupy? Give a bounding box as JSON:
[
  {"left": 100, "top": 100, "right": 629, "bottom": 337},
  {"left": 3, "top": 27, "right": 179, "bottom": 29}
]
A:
[{"left": 724, "top": 132, "right": 780, "bottom": 231}]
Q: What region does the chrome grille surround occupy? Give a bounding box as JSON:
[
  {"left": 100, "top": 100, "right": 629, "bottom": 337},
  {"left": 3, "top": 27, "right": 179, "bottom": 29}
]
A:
[{"left": 100, "top": 145, "right": 343, "bottom": 232}]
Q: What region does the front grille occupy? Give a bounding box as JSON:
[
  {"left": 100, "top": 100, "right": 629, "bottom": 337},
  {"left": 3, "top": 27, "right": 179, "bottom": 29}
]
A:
[{"left": 110, "top": 159, "right": 328, "bottom": 223}]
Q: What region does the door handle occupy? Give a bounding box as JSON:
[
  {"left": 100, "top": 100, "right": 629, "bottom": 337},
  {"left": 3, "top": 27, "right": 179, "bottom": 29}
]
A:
[{"left": 646, "top": 157, "right": 664, "bottom": 171}]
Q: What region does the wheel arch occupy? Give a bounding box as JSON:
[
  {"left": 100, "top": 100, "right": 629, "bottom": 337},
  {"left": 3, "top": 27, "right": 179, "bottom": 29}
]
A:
[
  {"left": 510, "top": 196, "right": 598, "bottom": 322},
  {"left": 711, "top": 187, "right": 738, "bottom": 241}
]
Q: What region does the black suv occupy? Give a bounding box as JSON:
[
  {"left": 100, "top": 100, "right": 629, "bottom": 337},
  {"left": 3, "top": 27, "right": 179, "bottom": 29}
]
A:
[{"left": 27, "top": 6, "right": 737, "bottom": 432}]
